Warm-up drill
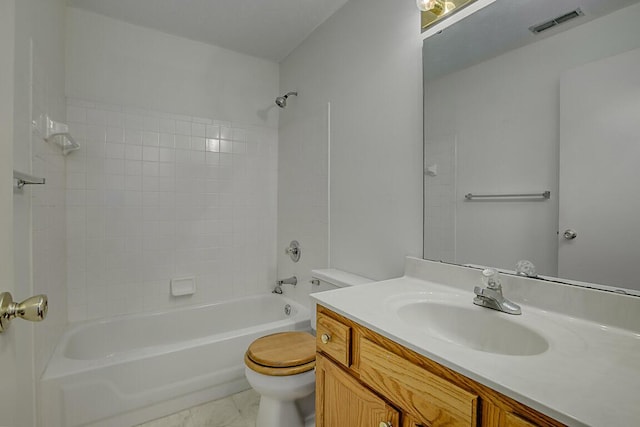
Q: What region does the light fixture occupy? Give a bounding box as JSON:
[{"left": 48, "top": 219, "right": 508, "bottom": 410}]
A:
[
  {"left": 419, "top": 0, "right": 497, "bottom": 40},
  {"left": 416, "top": 0, "right": 456, "bottom": 16}
]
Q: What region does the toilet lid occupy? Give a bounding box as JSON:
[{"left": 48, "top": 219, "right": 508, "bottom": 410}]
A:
[{"left": 247, "top": 332, "right": 315, "bottom": 368}]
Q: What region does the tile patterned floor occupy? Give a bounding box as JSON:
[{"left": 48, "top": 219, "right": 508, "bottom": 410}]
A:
[{"left": 136, "top": 389, "right": 260, "bottom": 427}]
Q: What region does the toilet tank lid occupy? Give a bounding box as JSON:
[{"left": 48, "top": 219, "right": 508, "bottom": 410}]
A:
[{"left": 311, "top": 269, "right": 373, "bottom": 288}]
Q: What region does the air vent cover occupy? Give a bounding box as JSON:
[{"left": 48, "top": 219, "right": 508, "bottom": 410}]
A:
[{"left": 529, "top": 8, "right": 584, "bottom": 34}]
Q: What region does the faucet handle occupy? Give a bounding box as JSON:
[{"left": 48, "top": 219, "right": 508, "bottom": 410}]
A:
[{"left": 481, "top": 268, "right": 501, "bottom": 290}]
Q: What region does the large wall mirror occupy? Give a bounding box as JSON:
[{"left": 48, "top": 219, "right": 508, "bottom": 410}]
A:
[{"left": 423, "top": 0, "right": 640, "bottom": 294}]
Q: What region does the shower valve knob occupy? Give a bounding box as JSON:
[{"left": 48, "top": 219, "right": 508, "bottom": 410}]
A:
[
  {"left": 0, "top": 292, "right": 48, "bottom": 333},
  {"left": 285, "top": 240, "right": 301, "bottom": 262}
]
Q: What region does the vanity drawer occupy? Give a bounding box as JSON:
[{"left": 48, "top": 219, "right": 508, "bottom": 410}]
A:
[
  {"left": 358, "top": 337, "right": 478, "bottom": 427},
  {"left": 316, "top": 312, "right": 351, "bottom": 367}
]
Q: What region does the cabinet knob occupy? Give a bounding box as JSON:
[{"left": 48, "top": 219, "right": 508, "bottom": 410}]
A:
[
  {"left": 321, "top": 333, "right": 331, "bottom": 344},
  {"left": 379, "top": 422, "right": 393, "bottom": 427}
]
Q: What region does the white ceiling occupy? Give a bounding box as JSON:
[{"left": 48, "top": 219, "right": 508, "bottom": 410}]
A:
[
  {"left": 423, "top": 0, "right": 640, "bottom": 81},
  {"left": 67, "top": 0, "right": 350, "bottom": 62}
]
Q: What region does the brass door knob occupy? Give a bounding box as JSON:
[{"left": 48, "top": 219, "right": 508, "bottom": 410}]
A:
[
  {"left": 321, "top": 333, "right": 331, "bottom": 344},
  {"left": 0, "top": 292, "right": 48, "bottom": 333}
]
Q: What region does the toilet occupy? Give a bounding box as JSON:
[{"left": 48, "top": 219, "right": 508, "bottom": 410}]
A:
[{"left": 244, "top": 269, "right": 372, "bottom": 427}]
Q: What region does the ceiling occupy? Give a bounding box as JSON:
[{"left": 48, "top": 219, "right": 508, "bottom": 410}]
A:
[
  {"left": 423, "top": 0, "right": 640, "bottom": 81},
  {"left": 67, "top": 0, "right": 350, "bottom": 62}
]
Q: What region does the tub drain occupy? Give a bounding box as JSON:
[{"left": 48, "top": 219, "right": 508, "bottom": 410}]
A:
[{"left": 284, "top": 304, "right": 292, "bottom": 316}]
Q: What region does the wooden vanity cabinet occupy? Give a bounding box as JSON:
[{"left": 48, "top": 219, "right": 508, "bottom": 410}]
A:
[{"left": 316, "top": 306, "right": 565, "bottom": 427}]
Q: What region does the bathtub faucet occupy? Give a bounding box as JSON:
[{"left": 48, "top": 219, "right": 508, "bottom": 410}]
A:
[{"left": 273, "top": 276, "right": 297, "bottom": 294}]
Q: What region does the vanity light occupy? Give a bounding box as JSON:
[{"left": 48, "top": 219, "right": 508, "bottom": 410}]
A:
[
  {"left": 416, "top": 0, "right": 456, "bottom": 15},
  {"left": 419, "top": 0, "right": 497, "bottom": 40}
]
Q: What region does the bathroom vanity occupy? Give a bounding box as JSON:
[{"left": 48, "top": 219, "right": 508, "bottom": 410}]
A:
[{"left": 312, "top": 257, "right": 640, "bottom": 427}]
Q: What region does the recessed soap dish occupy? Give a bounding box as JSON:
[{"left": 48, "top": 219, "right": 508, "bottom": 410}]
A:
[{"left": 171, "top": 277, "right": 196, "bottom": 297}]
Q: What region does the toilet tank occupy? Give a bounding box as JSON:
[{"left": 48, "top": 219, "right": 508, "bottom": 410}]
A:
[{"left": 310, "top": 269, "right": 373, "bottom": 331}]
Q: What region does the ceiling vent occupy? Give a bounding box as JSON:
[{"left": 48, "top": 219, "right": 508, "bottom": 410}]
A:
[{"left": 529, "top": 8, "right": 585, "bottom": 34}]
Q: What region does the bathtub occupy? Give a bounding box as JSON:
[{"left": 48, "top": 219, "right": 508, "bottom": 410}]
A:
[{"left": 40, "top": 294, "right": 310, "bottom": 427}]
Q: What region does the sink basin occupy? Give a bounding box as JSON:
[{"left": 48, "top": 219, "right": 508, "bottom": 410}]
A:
[{"left": 397, "top": 302, "right": 549, "bottom": 356}]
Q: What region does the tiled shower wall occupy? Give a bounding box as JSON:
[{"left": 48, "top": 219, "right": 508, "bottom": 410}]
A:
[
  {"left": 423, "top": 135, "right": 457, "bottom": 264},
  {"left": 65, "top": 98, "right": 278, "bottom": 322}
]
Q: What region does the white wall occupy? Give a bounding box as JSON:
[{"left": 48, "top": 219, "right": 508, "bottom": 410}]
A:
[
  {"left": 424, "top": 3, "right": 640, "bottom": 276},
  {"left": 276, "top": 101, "right": 329, "bottom": 303},
  {"left": 279, "top": 0, "right": 424, "bottom": 284},
  {"left": 65, "top": 9, "right": 280, "bottom": 321},
  {"left": 66, "top": 8, "right": 280, "bottom": 129}
]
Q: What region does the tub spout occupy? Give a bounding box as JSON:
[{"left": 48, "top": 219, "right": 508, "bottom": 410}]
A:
[{"left": 276, "top": 276, "right": 297, "bottom": 287}]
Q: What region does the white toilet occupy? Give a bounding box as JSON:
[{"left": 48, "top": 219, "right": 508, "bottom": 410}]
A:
[{"left": 244, "top": 269, "right": 372, "bottom": 427}]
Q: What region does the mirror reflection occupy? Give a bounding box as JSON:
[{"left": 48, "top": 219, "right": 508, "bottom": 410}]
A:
[{"left": 422, "top": 0, "right": 640, "bottom": 293}]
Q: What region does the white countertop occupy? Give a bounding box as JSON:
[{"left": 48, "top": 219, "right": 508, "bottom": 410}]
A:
[{"left": 311, "top": 259, "right": 640, "bottom": 427}]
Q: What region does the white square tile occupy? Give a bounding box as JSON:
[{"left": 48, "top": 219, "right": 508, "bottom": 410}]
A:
[
  {"left": 142, "top": 132, "right": 160, "bottom": 146},
  {"left": 206, "top": 139, "right": 219, "bottom": 152},
  {"left": 159, "top": 119, "right": 176, "bottom": 134},
  {"left": 86, "top": 109, "right": 107, "bottom": 125},
  {"left": 158, "top": 163, "right": 174, "bottom": 177},
  {"left": 191, "top": 137, "right": 206, "bottom": 151},
  {"left": 105, "top": 175, "right": 125, "bottom": 191},
  {"left": 86, "top": 125, "right": 106, "bottom": 142},
  {"left": 143, "top": 162, "right": 159, "bottom": 177},
  {"left": 220, "top": 126, "right": 233, "bottom": 140},
  {"left": 175, "top": 134, "right": 191, "bottom": 150},
  {"left": 125, "top": 145, "right": 143, "bottom": 160},
  {"left": 106, "top": 111, "right": 124, "bottom": 127},
  {"left": 125, "top": 128, "right": 143, "bottom": 145},
  {"left": 220, "top": 140, "right": 233, "bottom": 153},
  {"left": 105, "top": 159, "right": 125, "bottom": 175},
  {"left": 159, "top": 133, "right": 175, "bottom": 148},
  {"left": 206, "top": 125, "right": 220, "bottom": 139},
  {"left": 175, "top": 120, "right": 191, "bottom": 136},
  {"left": 125, "top": 114, "right": 147, "bottom": 130},
  {"left": 159, "top": 148, "right": 175, "bottom": 163},
  {"left": 125, "top": 160, "right": 143, "bottom": 176},
  {"left": 143, "top": 147, "right": 159, "bottom": 162},
  {"left": 191, "top": 123, "right": 206, "bottom": 137},
  {"left": 175, "top": 150, "right": 191, "bottom": 164},
  {"left": 67, "top": 106, "right": 87, "bottom": 123},
  {"left": 106, "top": 143, "right": 125, "bottom": 159},
  {"left": 107, "top": 127, "right": 124, "bottom": 143}
]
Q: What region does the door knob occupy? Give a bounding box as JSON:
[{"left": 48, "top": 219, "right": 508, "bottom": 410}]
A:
[
  {"left": 563, "top": 229, "right": 578, "bottom": 240},
  {"left": 0, "top": 292, "right": 48, "bottom": 333},
  {"left": 379, "top": 422, "right": 393, "bottom": 427}
]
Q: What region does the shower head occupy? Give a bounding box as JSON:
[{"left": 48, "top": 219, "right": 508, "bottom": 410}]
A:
[{"left": 275, "top": 91, "right": 298, "bottom": 108}]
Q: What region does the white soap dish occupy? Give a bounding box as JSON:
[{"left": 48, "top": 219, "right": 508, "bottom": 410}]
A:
[{"left": 170, "top": 277, "right": 196, "bottom": 297}]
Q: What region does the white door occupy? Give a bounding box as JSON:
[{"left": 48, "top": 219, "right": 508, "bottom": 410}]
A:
[
  {"left": 1, "top": 1, "right": 34, "bottom": 426},
  {"left": 559, "top": 48, "right": 640, "bottom": 291}
]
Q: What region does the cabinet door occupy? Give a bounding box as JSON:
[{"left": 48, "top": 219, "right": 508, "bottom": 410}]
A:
[
  {"left": 505, "top": 412, "right": 538, "bottom": 427},
  {"left": 402, "top": 415, "right": 429, "bottom": 427},
  {"left": 316, "top": 353, "right": 400, "bottom": 427}
]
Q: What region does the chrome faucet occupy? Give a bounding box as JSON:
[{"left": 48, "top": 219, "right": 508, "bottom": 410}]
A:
[
  {"left": 273, "top": 276, "right": 297, "bottom": 294},
  {"left": 473, "top": 269, "right": 521, "bottom": 315}
]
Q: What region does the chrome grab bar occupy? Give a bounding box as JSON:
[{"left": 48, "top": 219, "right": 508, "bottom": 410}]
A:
[{"left": 465, "top": 191, "right": 550, "bottom": 200}]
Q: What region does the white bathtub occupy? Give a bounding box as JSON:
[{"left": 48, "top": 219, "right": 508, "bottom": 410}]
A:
[{"left": 40, "top": 294, "right": 310, "bottom": 427}]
